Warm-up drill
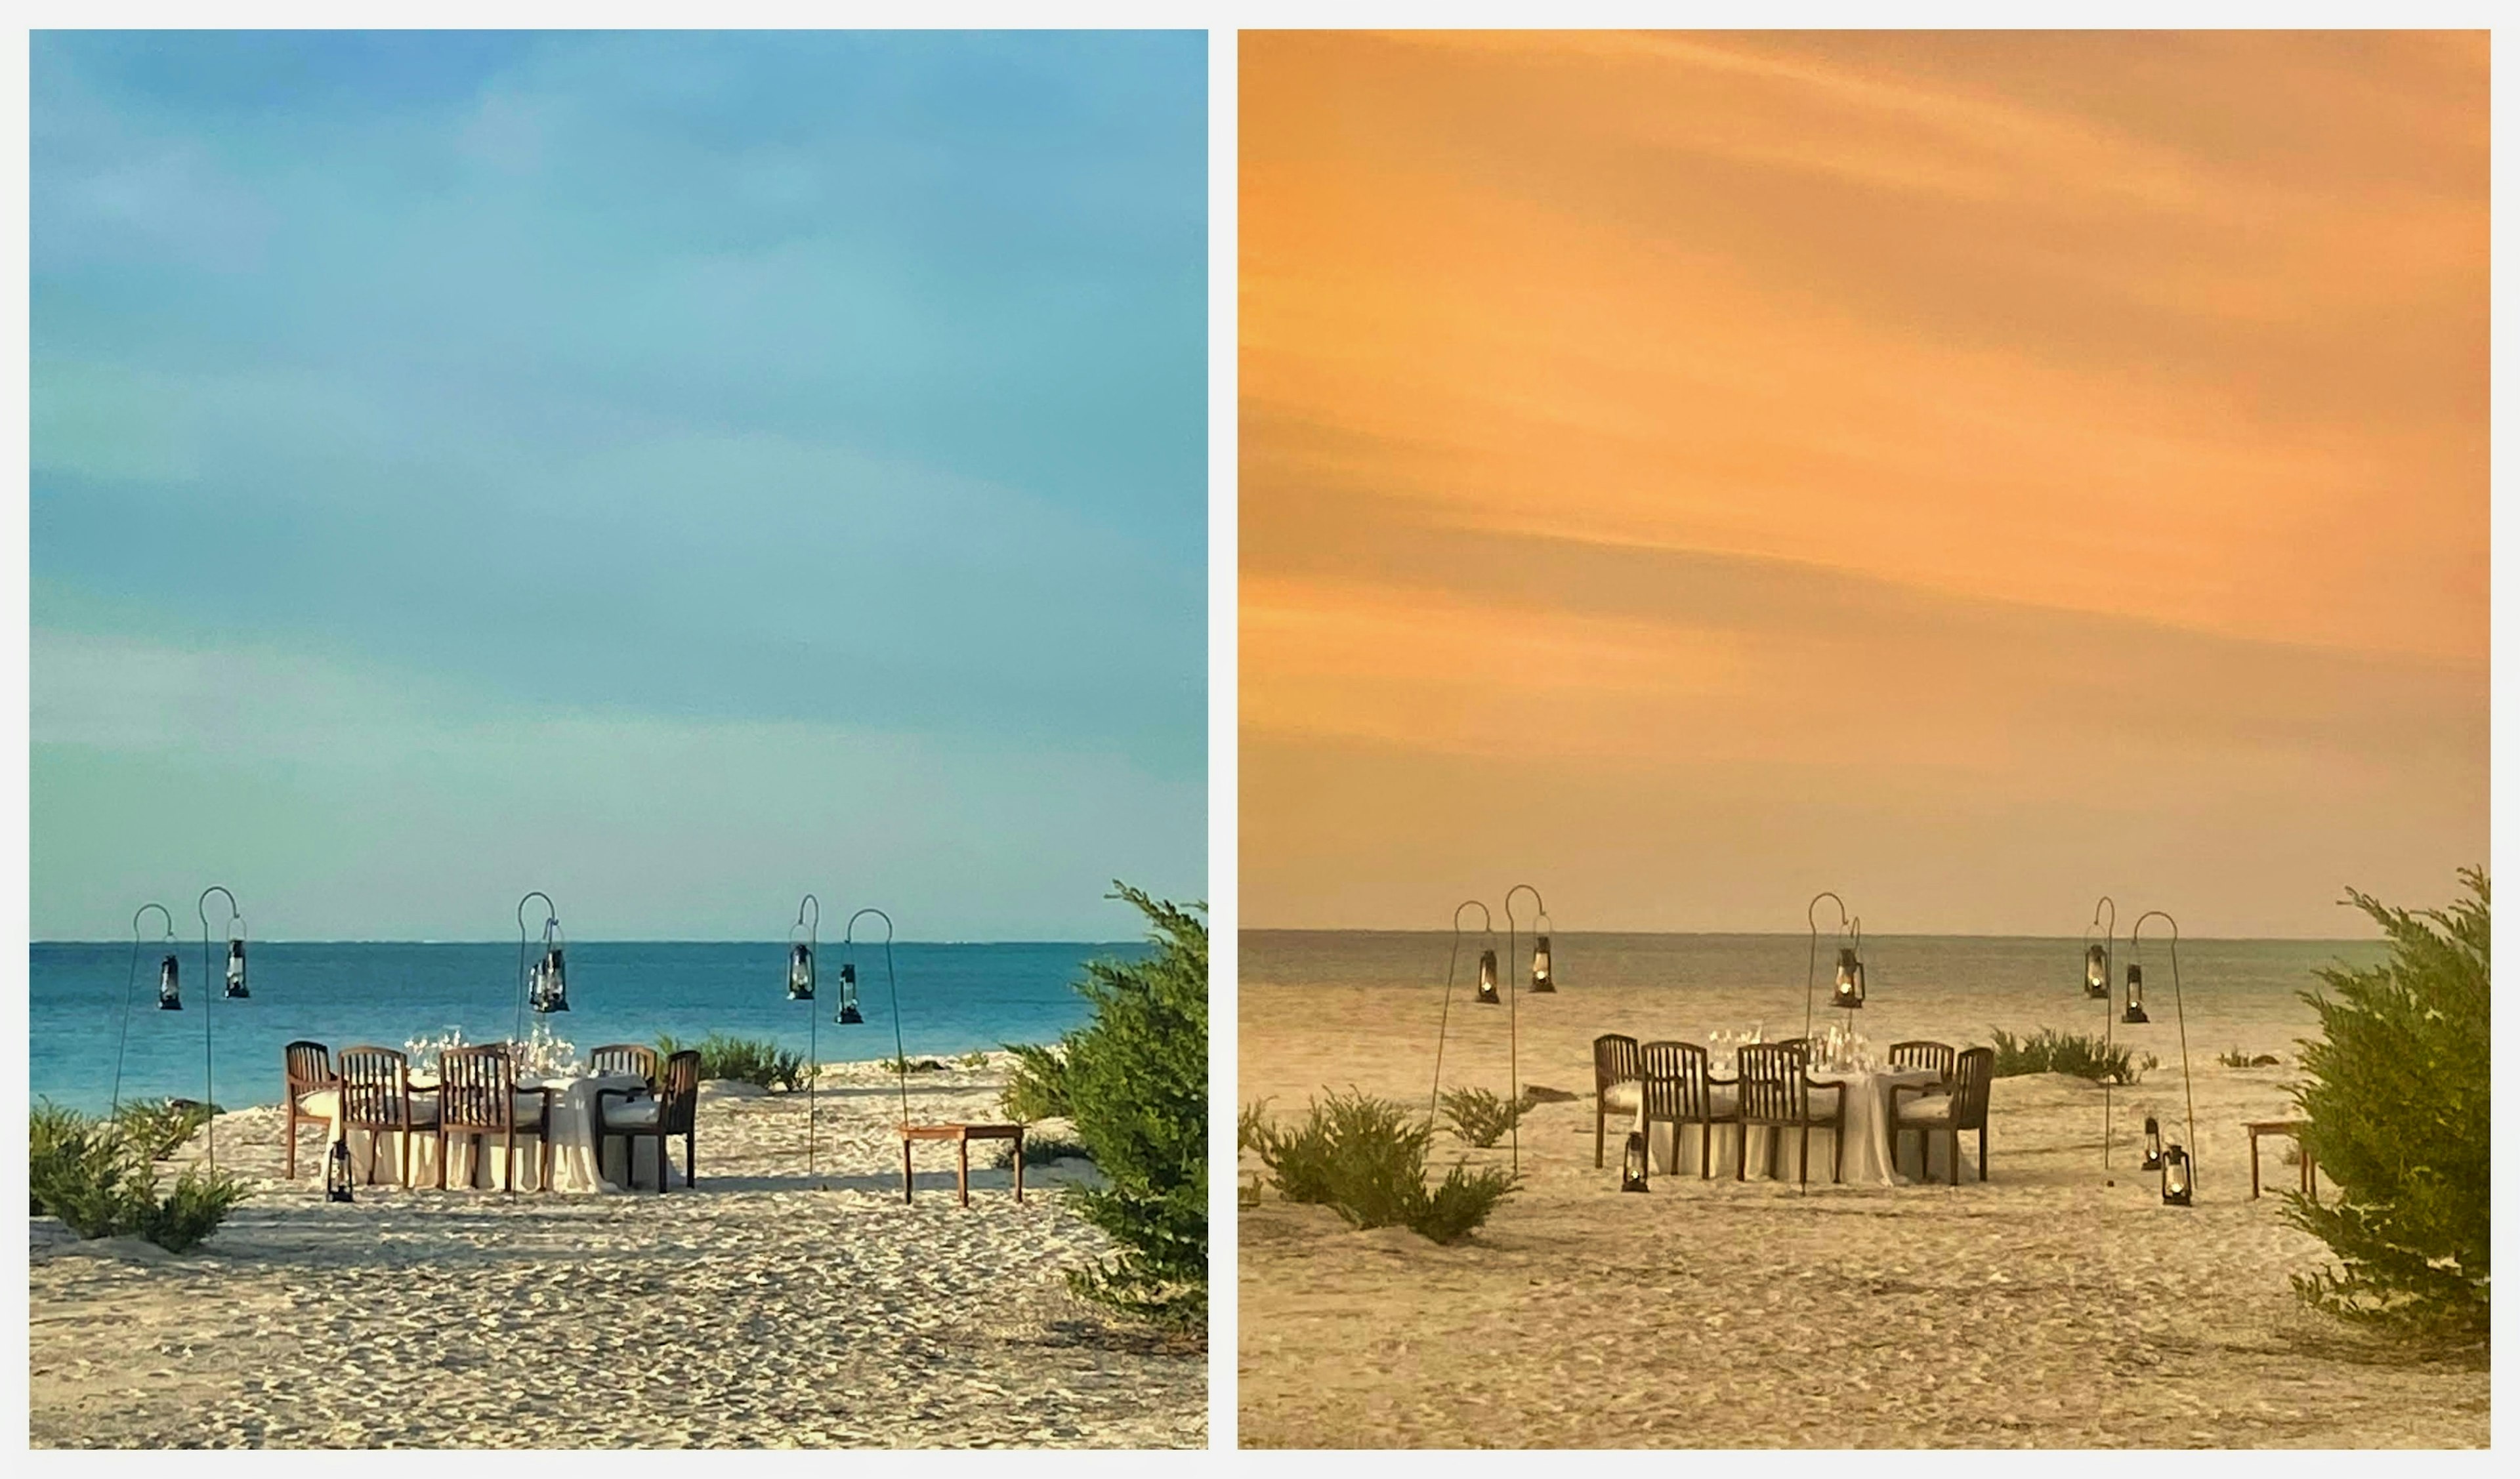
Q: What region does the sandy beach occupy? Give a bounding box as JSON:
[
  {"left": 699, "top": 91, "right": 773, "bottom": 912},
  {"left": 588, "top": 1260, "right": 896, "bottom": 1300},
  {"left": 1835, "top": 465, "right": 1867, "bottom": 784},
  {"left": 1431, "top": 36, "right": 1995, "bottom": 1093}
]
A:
[
  {"left": 1236, "top": 941, "right": 2488, "bottom": 1448},
  {"left": 30, "top": 1053, "right": 1204, "bottom": 1449}
]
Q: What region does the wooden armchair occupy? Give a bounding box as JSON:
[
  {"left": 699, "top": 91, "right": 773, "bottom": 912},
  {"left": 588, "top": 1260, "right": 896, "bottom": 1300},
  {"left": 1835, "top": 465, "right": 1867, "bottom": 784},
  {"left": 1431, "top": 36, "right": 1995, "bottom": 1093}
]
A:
[
  {"left": 589, "top": 1043, "right": 660, "bottom": 1091},
  {"left": 1593, "top": 1033, "right": 1641, "bottom": 1167},
  {"left": 337, "top": 1045, "right": 436, "bottom": 1188},
  {"left": 282, "top": 1040, "right": 337, "bottom": 1180},
  {"left": 1734, "top": 1042, "right": 1845, "bottom": 1184},
  {"left": 436, "top": 1045, "right": 553, "bottom": 1193},
  {"left": 1640, "top": 1039, "right": 1738, "bottom": 1179},
  {"left": 1889, "top": 1040, "right": 1956, "bottom": 1085},
  {"left": 1893, "top": 1045, "right": 1995, "bottom": 1184},
  {"left": 594, "top": 1049, "right": 700, "bottom": 1192}
]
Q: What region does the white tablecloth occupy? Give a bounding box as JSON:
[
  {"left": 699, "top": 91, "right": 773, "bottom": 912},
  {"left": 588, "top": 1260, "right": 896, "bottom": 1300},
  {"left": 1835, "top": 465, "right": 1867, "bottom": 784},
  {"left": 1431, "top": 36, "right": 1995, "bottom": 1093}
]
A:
[
  {"left": 1641, "top": 1064, "right": 1948, "bottom": 1186},
  {"left": 322, "top": 1072, "right": 669, "bottom": 1193}
]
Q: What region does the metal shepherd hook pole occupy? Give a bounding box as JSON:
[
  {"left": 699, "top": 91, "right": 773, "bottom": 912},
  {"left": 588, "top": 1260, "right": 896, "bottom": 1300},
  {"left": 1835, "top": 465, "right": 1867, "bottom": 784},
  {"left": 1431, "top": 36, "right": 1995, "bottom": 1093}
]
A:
[
  {"left": 793, "top": 892, "right": 820, "bottom": 1179},
  {"left": 198, "top": 886, "right": 242, "bottom": 1173},
  {"left": 2132, "top": 909, "right": 2196, "bottom": 1196},
  {"left": 515, "top": 891, "right": 558, "bottom": 1047},
  {"left": 114, "top": 903, "right": 175, "bottom": 1114},
  {"left": 1805, "top": 890, "right": 1850, "bottom": 1048},
  {"left": 2087, "top": 894, "right": 2117, "bottom": 1171},
  {"left": 848, "top": 908, "right": 905, "bottom": 1129},
  {"left": 1428, "top": 900, "right": 1493, "bottom": 1120},
  {"left": 1503, "top": 883, "right": 1543, "bottom": 1177}
]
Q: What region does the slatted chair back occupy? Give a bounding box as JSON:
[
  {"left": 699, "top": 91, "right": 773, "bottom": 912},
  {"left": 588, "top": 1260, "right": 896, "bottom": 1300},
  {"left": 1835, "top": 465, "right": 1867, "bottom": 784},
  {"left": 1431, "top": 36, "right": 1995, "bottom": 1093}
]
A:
[
  {"left": 1889, "top": 1040, "right": 1956, "bottom": 1083},
  {"left": 655, "top": 1051, "right": 702, "bottom": 1136},
  {"left": 1640, "top": 1040, "right": 1719, "bottom": 1123},
  {"left": 338, "top": 1045, "right": 415, "bottom": 1125},
  {"left": 1593, "top": 1033, "right": 1639, "bottom": 1096},
  {"left": 589, "top": 1043, "right": 659, "bottom": 1086},
  {"left": 284, "top": 1041, "right": 334, "bottom": 1098},
  {"left": 1736, "top": 1043, "right": 1811, "bottom": 1125},
  {"left": 438, "top": 1045, "right": 520, "bottom": 1133},
  {"left": 1950, "top": 1047, "right": 1995, "bottom": 1131}
]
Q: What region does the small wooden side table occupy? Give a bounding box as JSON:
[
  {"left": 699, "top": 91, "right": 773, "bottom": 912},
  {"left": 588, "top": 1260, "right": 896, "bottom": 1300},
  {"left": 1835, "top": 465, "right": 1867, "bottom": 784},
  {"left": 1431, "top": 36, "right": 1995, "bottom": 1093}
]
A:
[
  {"left": 2246, "top": 1119, "right": 2317, "bottom": 1201},
  {"left": 899, "top": 1123, "right": 1025, "bottom": 1207}
]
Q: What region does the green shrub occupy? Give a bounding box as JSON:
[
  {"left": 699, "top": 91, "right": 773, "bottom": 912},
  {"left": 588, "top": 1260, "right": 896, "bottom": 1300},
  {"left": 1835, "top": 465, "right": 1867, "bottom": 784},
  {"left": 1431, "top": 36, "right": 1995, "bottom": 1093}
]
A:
[
  {"left": 654, "top": 1033, "right": 810, "bottom": 1091},
  {"left": 882, "top": 1054, "right": 948, "bottom": 1075},
  {"left": 957, "top": 1051, "right": 990, "bottom": 1070},
  {"left": 2217, "top": 1047, "right": 2282, "bottom": 1069},
  {"left": 1438, "top": 1086, "right": 1526, "bottom": 1148},
  {"left": 28, "top": 1106, "right": 249, "bottom": 1253},
  {"left": 1988, "top": 1027, "right": 2145, "bottom": 1084},
  {"left": 1001, "top": 1042, "right": 1073, "bottom": 1122},
  {"left": 1412, "top": 1162, "right": 1521, "bottom": 1245},
  {"left": 2288, "top": 870, "right": 2489, "bottom": 1338},
  {"left": 1248, "top": 1089, "right": 1521, "bottom": 1243},
  {"left": 1236, "top": 1098, "right": 1273, "bottom": 1155},
  {"left": 112, "top": 1099, "right": 215, "bottom": 1161},
  {"left": 31, "top": 1108, "right": 147, "bottom": 1236},
  {"left": 30, "top": 1100, "right": 87, "bottom": 1214},
  {"left": 130, "top": 1169, "right": 251, "bottom": 1253},
  {"left": 1059, "top": 884, "right": 1208, "bottom": 1331}
]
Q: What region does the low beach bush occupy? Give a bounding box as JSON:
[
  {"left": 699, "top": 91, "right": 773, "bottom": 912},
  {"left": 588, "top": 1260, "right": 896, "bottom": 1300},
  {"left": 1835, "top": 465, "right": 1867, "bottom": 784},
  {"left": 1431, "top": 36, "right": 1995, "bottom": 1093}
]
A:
[
  {"left": 1248, "top": 1089, "right": 1520, "bottom": 1244},
  {"left": 1988, "top": 1028, "right": 2146, "bottom": 1085},
  {"left": 2217, "top": 1047, "right": 2282, "bottom": 1069},
  {"left": 654, "top": 1033, "right": 809, "bottom": 1092},
  {"left": 28, "top": 1105, "right": 249, "bottom": 1251},
  {"left": 130, "top": 1169, "right": 251, "bottom": 1254},
  {"left": 2288, "top": 870, "right": 2489, "bottom": 1339},
  {"left": 30, "top": 1106, "right": 142, "bottom": 1234},
  {"left": 1438, "top": 1086, "right": 1527, "bottom": 1148},
  {"left": 1001, "top": 1042, "right": 1073, "bottom": 1122},
  {"left": 1057, "top": 884, "right": 1208, "bottom": 1331},
  {"left": 112, "top": 1098, "right": 215, "bottom": 1161},
  {"left": 883, "top": 1054, "right": 948, "bottom": 1075}
]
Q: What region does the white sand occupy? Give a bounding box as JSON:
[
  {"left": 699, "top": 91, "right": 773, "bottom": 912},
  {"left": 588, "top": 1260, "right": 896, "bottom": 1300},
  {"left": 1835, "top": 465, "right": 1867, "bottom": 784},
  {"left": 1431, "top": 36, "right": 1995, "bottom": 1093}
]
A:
[
  {"left": 1237, "top": 972, "right": 2487, "bottom": 1448},
  {"left": 30, "top": 1054, "right": 1204, "bottom": 1448}
]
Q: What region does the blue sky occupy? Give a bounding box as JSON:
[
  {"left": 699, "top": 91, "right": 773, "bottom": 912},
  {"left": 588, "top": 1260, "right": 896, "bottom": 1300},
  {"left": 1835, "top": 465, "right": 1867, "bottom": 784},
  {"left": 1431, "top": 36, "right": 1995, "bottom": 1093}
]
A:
[{"left": 31, "top": 31, "right": 1207, "bottom": 941}]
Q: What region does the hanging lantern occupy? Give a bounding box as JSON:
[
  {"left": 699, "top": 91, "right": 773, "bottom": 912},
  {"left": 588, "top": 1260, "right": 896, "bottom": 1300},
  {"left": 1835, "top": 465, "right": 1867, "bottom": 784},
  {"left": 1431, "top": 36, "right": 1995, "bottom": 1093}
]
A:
[
  {"left": 1832, "top": 947, "right": 1864, "bottom": 1010},
  {"left": 1530, "top": 934, "right": 1555, "bottom": 993},
  {"left": 157, "top": 953, "right": 182, "bottom": 1010},
  {"left": 2141, "top": 1115, "right": 2164, "bottom": 1172},
  {"left": 1475, "top": 948, "right": 1501, "bottom": 1005},
  {"left": 532, "top": 943, "right": 570, "bottom": 1014},
  {"left": 2122, "top": 962, "right": 2149, "bottom": 1024},
  {"left": 2160, "top": 1142, "right": 2193, "bottom": 1206},
  {"left": 1620, "top": 1129, "right": 1649, "bottom": 1192},
  {"left": 788, "top": 941, "right": 816, "bottom": 1001},
  {"left": 224, "top": 934, "right": 249, "bottom": 999},
  {"left": 326, "top": 1137, "right": 355, "bottom": 1203},
  {"left": 2084, "top": 944, "right": 2109, "bottom": 999},
  {"left": 836, "top": 960, "right": 864, "bottom": 1025}
]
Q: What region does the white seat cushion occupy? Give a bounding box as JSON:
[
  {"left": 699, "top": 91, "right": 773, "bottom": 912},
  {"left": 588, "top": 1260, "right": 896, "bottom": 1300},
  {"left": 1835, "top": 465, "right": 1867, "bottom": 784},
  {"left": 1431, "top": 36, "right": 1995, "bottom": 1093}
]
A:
[
  {"left": 295, "top": 1089, "right": 341, "bottom": 1120},
  {"left": 1897, "top": 1092, "right": 1954, "bottom": 1127},
  {"left": 1601, "top": 1079, "right": 1641, "bottom": 1115},
  {"left": 602, "top": 1098, "right": 662, "bottom": 1128}
]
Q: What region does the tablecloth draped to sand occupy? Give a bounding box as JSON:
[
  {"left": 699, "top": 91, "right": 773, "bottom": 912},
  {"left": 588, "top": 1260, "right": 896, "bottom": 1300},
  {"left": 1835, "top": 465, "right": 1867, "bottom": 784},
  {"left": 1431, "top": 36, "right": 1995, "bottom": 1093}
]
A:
[
  {"left": 1636, "top": 1063, "right": 1948, "bottom": 1185},
  {"left": 315, "top": 1072, "right": 675, "bottom": 1193}
]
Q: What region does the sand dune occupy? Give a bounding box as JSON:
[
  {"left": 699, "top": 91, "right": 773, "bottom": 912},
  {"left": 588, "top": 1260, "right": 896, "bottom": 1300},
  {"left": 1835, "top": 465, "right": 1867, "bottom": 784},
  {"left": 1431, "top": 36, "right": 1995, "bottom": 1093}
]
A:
[
  {"left": 30, "top": 1054, "right": 1204, "bottom": 1449},
  {"left": 1237, "top": 973, "right": 2487, "bottom": 1448}
]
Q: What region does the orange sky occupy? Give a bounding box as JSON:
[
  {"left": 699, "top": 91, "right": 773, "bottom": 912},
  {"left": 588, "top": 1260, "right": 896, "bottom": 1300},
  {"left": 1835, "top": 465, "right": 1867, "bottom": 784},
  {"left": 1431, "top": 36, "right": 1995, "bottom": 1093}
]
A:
[{"left": 1241, "top": 30, "right": 2487, "bottom": 936}]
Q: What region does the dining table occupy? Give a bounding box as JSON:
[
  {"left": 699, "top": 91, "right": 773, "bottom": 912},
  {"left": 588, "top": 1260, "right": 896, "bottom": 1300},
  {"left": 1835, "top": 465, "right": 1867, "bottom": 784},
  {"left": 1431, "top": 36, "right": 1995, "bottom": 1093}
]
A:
[
  {"left": 315, "top": 1070, "right": 673, "bottom": 1194},
  {"left": 1639, "top": 1058, "right": 1948, "bottom": 1186}
]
